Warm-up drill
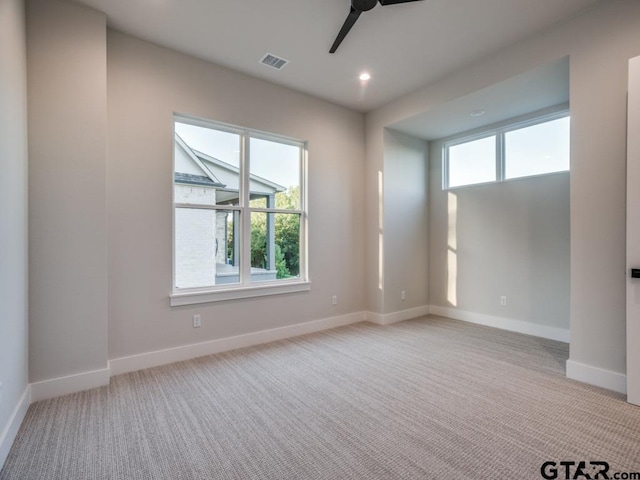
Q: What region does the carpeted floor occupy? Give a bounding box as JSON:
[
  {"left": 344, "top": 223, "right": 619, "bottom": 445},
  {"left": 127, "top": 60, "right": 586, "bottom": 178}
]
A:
[{"left": 2, "top": 316, "right": 639, "bottom": 479}]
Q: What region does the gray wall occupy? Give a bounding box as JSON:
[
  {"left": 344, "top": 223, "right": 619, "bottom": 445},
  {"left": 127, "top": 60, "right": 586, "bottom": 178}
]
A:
[
  {"left": 0, "top": 0, "right": 29, "bottom": 465},
  {"left": 366, "top": 0, "right": 640, "bottom": 375},
  {"left": 429, "top": 139, "right": 570, "bottom": 329},
  {"left": 382, "top": 129, "right": 429, "bottom": 314},
  {"left": 21, "top": 0, "right": 640, "bottom": 386},
  {"left": 27, "top": 0, "right": 108, "bottom": 381},
  {"left": 22, "top": 0, "right": 365, "bottom": 381},
  {"left": 107, "top": 32, "right": 365, "bottom": 359}
]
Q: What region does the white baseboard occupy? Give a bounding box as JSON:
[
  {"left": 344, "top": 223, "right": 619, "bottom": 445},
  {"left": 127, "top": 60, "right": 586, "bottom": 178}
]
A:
[
  {"left": 429, "top": 305, "right": 570, "bottom": 343},
  {"left": 30, "top": 367, "right": 111, "bottom": 403},
  {"left": 0, "top": 312, "right": 364, "bottom": 461},
  {"left": 365, "top": 305, "right": 430, "bottom": 326},
  {"left": 0, "top": 386, "right": 31, "bottom": 471},
  {"left": 429, "top": 306, "right": 629, "bottom": 394},
  {"left": 566, "top": 359, "right": 627, "bottom": 394},
  {"left": 110, "top": 311, "right": 365, "bottom": 376},
  {"left": 364, "top": 311, "right": 384, "bottom": 324}
]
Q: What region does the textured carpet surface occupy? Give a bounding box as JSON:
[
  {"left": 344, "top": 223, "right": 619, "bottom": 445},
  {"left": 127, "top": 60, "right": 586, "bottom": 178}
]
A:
[{"left": 2, "top": 316, "right": 640, "bottom": 479}]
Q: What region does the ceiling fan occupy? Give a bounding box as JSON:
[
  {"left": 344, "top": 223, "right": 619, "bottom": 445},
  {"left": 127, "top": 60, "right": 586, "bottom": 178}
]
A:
[{"left": 330, "top": 0, "right": 425, "bottom": 54}]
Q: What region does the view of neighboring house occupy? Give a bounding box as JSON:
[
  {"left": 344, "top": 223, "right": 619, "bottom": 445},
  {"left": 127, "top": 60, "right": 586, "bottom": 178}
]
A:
[{"left": 174, "top": 134, "right": 285, "bottom": 288}]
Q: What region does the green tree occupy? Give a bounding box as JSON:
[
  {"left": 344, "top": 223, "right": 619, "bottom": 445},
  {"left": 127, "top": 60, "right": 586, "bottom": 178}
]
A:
[
  {"left": 274, "top": 186, "right": 300, "bottom": 278},
  {"left": 244, "top": 187, "right": 300, "bottom": 279},
  {"left": 274, "top": 245, "right": 290, "bottom": 278},
  {"left": 250, "top": 212, "right": 267, "bottom": 269},
  {"left": 275, "top": 212, "right": 299, "bottom": 277}
]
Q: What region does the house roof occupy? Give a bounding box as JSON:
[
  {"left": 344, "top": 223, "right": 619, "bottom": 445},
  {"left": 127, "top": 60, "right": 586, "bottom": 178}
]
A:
[
  {"left": 174, "top": 134, "right": 225, "bottom": 187},
  {"left": 174, "top": 132, "right": 286, "bottom": 193},
  {"left": 192, "top": 148, "right": 285, "bottom": 193},
  {"left": 174, "top": 172, "right": 225, "bottom": 188}
]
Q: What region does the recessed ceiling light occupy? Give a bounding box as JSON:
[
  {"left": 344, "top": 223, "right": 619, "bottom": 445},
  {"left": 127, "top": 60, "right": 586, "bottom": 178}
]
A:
[
  {"left": 470, "top": 109, "right": 486, "bottom": 117},
  {"left": 359, "top": 72, "right": 371, "bottom": 81}
]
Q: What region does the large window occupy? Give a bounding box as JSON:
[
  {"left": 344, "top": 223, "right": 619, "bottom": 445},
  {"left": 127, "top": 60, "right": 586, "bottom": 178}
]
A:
[
  {"left": 171, "top": 116, "right": 308, "bottom": 305},
  {"left": 444, "top": 110, "right": 569, "bottom": 189}
]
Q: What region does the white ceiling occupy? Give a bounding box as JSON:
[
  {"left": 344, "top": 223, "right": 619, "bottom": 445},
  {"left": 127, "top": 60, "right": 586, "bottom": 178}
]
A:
[
  {"left": 74, "top": 0, "right": 601, "bottom": 112},
  {"left": 390, "top": 57, "right": 570, "bottom": 141}
]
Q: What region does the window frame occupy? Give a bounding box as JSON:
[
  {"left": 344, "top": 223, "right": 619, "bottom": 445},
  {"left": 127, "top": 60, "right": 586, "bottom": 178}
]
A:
[
  {"left": 443, "top": 106, "right": 569, "bottom": 190},
  {"left": 443, "top": 131, "right": 500, "bottom": 190},
  {"left": 170, "top": 115, "right": 310, "bottom": 306}
]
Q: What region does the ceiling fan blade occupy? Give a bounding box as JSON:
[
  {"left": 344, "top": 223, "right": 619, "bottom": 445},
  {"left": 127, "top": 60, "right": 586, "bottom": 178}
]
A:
[
  {"left": 329, "top": 7, "right": 362, "bottom": 54},
  {"left": 379, "top": 0, "right": 423, "bottom": 5}
]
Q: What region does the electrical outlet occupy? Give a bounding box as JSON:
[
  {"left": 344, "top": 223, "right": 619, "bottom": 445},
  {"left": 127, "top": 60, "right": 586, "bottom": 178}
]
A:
[
  {"left": 401, "top": 290, "right": 406, "bottom": 301},
  {"left": 500, "top": 296, "right": 507, "bottom": 306},
  {"left": 332, "top": 295, "right": 338, "bottom": 306},
  {"left": 193, "top": 314, "right": 201, "bottom": 328}
]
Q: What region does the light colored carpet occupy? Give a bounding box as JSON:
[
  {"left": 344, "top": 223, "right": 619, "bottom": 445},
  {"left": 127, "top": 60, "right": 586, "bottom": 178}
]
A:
[{"left": 2, "top": 316, "right": 640, "bottom": 479}]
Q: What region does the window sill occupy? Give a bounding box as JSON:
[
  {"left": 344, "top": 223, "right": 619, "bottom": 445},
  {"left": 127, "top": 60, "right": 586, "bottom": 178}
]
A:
[{"left": 170, "top": 281, "right": 311, "bottom": 306}]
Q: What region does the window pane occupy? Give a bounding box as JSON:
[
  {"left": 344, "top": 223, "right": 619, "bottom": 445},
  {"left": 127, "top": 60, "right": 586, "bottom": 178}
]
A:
[
  {"left": 251, "top": 212, "right": 300, "bottom": 282},
  {"left": 249, "top": 195, "right": 268, "bottom": 208},
  {"left": 505, "top": 116, "right": 570, "bottom": 179},
  {"left": 174, "top": 122, "right": 242, "bottom": 197},
  {"left": 174, "top": 208, "right": 239, "bottom": 289},
  {"left": 448, "top": 135, "right": 496, "bottom": 188},
  {"left": 214, "top": 190, "right": 240, "bottom": 207},
  {"left": 175, "top": 122, "right": 240, "bottom": 168},
  {"left": 250, "top": 137, "right": 300, "bottom": 210}
]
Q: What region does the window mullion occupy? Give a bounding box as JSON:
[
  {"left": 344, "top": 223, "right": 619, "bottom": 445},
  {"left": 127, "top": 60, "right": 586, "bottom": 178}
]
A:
[
  {"left": 175, "top": 203, "right": 241, "bottom": 211},
  {"left": 497, "top": 131, "right": 505, "bottom": 182},
  {"left": 249, "top": 207, "right": 303, "bottom": 215}
]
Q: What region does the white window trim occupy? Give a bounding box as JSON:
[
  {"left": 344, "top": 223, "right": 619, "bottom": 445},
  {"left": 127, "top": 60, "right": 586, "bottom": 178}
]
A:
[
  {"left": 442, "top": 131, "right": 499, "bottom": 190},
  {"left": 171, "top": 114, "right": 309, "bottom": 306},
  {"left": 170, "top": 280, "right": 312, "bottom": 306},
  {"left": 443, "top": 104, "right": 569, "bottom": 190}
]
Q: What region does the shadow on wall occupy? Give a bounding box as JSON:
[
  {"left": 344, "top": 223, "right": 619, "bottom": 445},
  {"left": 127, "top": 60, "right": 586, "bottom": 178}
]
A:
[
  {"left": 447, "top": 191, "right": 458, "bottom": 307},
  {"left": 379, "top": 170, "right": 384, "bottom": 292}
]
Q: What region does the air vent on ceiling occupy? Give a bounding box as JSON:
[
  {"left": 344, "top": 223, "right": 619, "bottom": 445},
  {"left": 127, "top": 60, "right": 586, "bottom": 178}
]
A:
[{"left": 260, "top": 53, "right": 289, "bottom": 70}]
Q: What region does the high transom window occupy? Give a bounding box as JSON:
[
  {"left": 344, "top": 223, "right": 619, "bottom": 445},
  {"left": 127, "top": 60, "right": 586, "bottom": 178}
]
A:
[{"left": 444, "top": 110, "right": 570, "bottom": 189}]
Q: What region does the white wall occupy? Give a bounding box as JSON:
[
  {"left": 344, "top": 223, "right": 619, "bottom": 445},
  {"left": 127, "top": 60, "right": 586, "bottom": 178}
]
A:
[
  {"left": 0, "top": 0, "right": 29, "bottom": 468},
  {"left": 429, "top": 138, "right": 570, "bottom": 329},
  {"left": 366, "top": 0, "right": 640, "bottom": 376},
  {"left": 382, "top": 129, "right": 429, "bottom": 313},
  {"left": 107, "top": 32, "right": 365, "bottom": 359},
  {"left": 27, "top": 0, "right": 109, "bottom": 382}
]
